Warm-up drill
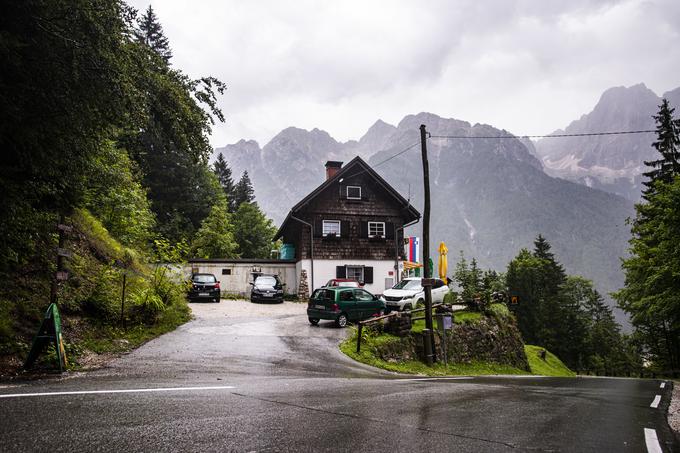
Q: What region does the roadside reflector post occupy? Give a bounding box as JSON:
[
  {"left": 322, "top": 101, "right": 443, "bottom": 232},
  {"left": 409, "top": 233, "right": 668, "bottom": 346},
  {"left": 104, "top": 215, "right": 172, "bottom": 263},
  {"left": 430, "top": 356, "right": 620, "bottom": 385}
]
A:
[{"left": 356, "top": 323, "right": 363, "bottom": 353}]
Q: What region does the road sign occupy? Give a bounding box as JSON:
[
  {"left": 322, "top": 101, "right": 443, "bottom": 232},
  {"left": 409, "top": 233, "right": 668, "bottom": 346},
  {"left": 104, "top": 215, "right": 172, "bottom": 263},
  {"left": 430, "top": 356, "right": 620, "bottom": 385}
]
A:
[
  {"left": 56, "top": 271, "right": 69, "bottom": 281},
  {"left": 56, "top": 247, "right": 72, "bottom": 258},
  {"left": 421, "top": 278, "right": 435, "bottom": 287}
]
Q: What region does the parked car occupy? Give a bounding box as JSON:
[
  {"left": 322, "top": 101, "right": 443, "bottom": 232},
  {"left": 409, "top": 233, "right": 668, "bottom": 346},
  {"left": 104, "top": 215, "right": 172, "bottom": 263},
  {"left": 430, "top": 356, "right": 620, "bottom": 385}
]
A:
[
  {"left": 250, "top": 275, "right": 285, "bottom": 303},
  {"left": 380, "top": 277, "right": 449, "bottom": 312},
  {"left": 307, "top": 287, "right": 384, "bottom": 327},
  {"left": 323, "top": 278, "right": 363, "bottom": 288},
  {"left": 188, "top": 273, "right": 221, "bottom": 303}
]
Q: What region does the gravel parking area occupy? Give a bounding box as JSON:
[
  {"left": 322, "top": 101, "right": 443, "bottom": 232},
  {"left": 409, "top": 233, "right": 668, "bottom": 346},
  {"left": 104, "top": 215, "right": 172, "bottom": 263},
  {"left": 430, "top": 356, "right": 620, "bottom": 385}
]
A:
[{"left": 189, "top": 298, "right": 307, "bottom": 319}]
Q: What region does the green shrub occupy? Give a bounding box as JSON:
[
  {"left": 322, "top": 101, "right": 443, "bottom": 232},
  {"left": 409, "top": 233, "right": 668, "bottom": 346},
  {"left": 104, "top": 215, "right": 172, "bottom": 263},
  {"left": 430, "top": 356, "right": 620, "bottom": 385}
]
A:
[
  {"left": 487, "top": 303, "right": 511, "bottom": 320},
  {"left": 443, "top": 291, "right": 458, "bottom": 304}
]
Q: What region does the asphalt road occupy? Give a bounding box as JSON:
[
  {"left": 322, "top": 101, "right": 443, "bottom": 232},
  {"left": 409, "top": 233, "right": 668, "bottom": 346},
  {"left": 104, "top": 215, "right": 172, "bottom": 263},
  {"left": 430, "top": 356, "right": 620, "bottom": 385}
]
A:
[{"left": 0, "top": 300, "right": 676, "bottom": 452}]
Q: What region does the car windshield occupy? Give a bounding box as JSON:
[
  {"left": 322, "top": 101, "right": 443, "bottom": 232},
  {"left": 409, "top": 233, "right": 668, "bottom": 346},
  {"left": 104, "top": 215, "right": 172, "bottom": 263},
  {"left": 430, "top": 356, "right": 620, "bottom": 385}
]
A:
[
  {"left": 255, "top": 276, "right": 277, "bottom": 286},
  {"left": 193, "top": 274, "right": 216, "bottom": 283},
  {"left": 392, "top": 280, "right": 421, "bottom": 290}
]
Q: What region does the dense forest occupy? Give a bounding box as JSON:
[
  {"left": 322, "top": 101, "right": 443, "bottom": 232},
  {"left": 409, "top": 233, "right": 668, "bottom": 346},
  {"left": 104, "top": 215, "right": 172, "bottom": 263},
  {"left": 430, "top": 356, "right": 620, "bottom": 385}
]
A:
[{"left": 0, "top": 1, "right": 275, "bottom": 371}]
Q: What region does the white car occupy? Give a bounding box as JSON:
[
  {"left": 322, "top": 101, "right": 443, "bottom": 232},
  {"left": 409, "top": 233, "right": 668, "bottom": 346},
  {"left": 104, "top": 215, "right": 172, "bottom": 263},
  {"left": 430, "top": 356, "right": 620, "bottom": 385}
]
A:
[{"left": 380, "top": 277, "right": 450, "bottom": 311}]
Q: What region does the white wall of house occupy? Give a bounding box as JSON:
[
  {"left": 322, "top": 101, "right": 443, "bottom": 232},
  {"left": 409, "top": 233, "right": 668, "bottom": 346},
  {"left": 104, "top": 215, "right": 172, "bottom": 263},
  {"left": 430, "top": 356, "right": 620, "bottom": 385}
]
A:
[
  {"left": 186, "top": 262, "right": 297, "bottom": 296},
  {"left": 298, "top": 259, "right": 397, "bottom": 296}
]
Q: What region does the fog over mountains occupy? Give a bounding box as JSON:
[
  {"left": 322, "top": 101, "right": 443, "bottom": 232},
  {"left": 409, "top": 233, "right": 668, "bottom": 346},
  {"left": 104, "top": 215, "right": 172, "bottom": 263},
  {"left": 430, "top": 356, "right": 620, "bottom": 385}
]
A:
[
  {"left": 534, "top": 83, "right": 680, "bottom": 201},
  {"left": 214, "top": 83, "right": 680, "bottom": 324}
]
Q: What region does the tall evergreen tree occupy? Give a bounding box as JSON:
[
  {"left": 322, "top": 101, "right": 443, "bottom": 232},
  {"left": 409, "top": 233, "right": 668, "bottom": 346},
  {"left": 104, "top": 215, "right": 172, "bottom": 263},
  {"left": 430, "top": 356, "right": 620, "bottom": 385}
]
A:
[
  {"left": 213, "top": 153, "right": 235, "bottom": 212},
  {"left": 642, "top": 99, "right": 680, "bottom": 198},
  {"left": 615, "top": 176, "right": 680, "bottom": 371},
  {"left": 232, "top": 202, "right": 277, "bottom": 258},
  {"left": 135, "top": 5, "right": 172, "bottom": 62},
  {"left": 232, "top": 171, "right": 255, "bottom": 207}
]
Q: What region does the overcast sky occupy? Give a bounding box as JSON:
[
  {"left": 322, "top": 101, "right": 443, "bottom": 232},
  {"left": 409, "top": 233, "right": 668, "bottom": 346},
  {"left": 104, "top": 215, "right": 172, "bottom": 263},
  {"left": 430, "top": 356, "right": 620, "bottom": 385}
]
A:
[{"left": 127, "top": 0, "right": 680, "bottom": 148}]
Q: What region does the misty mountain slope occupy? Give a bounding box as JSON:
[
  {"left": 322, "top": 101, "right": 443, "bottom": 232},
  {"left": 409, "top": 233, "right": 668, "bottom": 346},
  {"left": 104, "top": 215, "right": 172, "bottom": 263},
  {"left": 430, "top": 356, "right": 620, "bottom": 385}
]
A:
[{"left": 534, "top": 83, "right": 679, "bottom": 201}]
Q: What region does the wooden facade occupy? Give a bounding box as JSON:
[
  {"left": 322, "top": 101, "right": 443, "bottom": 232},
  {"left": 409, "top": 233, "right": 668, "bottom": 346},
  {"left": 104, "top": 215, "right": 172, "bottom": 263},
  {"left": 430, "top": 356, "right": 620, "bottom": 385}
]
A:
[{"left": 275, "top": 157, "right": 420, "bottom": 286}]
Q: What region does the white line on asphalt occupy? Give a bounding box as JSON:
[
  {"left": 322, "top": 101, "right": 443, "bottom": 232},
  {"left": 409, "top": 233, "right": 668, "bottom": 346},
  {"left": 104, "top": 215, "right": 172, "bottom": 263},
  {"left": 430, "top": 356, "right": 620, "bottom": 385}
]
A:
[
  {"left": 0, "top": 385, "right": 236, "bottom": 399},
  {"left": 644, "top": 428, "right": 662, "bottom": 453},
  {"left": 660, "top": 382, "right": 665, "bottom": 389},
  {"left": 393, "top": 377, "right": 472, "bottom": 382},
  {"left": 650, "top": 395, "right": 661, "bottom": 408}
]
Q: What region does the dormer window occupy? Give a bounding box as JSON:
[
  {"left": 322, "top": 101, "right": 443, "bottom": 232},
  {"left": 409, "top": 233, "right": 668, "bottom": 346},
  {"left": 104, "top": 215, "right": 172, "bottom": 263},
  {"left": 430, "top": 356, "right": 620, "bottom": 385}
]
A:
[{"left": 346, "top": 186, "right": 362, "bottom": 200}]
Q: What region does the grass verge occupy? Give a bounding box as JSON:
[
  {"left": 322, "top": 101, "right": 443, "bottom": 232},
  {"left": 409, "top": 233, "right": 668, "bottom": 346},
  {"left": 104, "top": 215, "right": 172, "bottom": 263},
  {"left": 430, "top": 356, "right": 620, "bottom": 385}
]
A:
[
  {"left": 524, "top": 345, "right": 575, "bottom": 377},
  {"left": 340, "top": 330, "right": 527, "bottom": 376}
]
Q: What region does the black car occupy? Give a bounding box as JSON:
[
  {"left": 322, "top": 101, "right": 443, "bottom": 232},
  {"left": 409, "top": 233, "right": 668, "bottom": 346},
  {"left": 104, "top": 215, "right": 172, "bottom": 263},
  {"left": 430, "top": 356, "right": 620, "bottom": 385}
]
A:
[
  {"left": 250, "top": 275, "right": 284, "bottom": 303},
  {"left": 188, "top": 273, "right": 221, "bottom": 303}
]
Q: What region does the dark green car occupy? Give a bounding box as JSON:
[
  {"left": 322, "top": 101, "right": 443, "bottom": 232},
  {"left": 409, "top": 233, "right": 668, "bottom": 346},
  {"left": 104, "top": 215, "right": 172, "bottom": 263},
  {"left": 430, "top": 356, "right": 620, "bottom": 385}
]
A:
[{"left": 307, "top": 287, "right": 385, "bottom": 327}]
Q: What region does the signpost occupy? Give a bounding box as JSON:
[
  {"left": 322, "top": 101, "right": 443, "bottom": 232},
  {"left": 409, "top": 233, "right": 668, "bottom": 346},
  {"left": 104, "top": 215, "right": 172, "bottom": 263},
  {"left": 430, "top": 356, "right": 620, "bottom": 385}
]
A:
[{"left": 24, "top": 303, "right": 67, "bottom": 371}]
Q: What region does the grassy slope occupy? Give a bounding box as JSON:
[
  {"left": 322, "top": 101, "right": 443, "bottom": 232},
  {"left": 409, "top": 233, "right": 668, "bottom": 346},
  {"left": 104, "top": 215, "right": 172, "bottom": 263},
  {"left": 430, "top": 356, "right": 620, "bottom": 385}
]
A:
[
  {"left": 1, "top": 210, "right": 192, "bottom": 373},
  {"left": 340, "top": 330, "right": 528, "bottom": 376},
  {"left": 524, "top": 345, "right": 576, "bottom": 377},
  {"left": 340, "top": 315, "right": 576, "bottom": 377}
]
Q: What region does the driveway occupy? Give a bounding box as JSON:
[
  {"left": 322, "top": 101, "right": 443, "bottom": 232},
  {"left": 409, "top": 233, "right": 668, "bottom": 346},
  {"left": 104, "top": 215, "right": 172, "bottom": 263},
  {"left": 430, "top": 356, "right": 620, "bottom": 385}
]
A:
[{"left": 0, "top": 299, "right": 676, "bottom": 452}]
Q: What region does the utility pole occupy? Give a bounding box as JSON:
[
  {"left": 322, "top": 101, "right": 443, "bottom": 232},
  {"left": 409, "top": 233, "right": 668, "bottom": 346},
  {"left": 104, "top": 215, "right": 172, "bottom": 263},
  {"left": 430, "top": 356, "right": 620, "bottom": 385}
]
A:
[{"left": 420, "top": 124, "right": 435, "bottom": 363}]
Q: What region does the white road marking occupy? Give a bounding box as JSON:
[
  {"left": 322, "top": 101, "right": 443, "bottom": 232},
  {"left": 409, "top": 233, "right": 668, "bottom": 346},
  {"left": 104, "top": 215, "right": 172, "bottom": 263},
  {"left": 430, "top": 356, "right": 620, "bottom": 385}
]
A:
[
  {"left": 660, "top": 382, "right": 665, "bottom": 389},
  {"left": 0, "top": 385, "right": 235, "bottom": 399},
  {"left": 644, "top": 428, "right": 662, "bottom": 453},
  {"left": 650, "top": 395, "right": 661, "bottom": 408},
  {"left": 394, "top": 377, "right": 472, "bottom": 382}
]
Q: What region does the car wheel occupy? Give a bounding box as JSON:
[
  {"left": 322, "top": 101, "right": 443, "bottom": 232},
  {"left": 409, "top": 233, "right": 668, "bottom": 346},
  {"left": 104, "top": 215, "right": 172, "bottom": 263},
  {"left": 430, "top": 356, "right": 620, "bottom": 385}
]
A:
[
  {"left": 335, "top": 313, "right": 348, "bottom": 328},
  {"left": 214, "top": 298, "right": 220, "bottom": 303},
  {"left": 403, "top": 304, "right": 412, "bottom": 311},
  {"left": 309, "top": 318, "right": 319, "bottom": 326}
]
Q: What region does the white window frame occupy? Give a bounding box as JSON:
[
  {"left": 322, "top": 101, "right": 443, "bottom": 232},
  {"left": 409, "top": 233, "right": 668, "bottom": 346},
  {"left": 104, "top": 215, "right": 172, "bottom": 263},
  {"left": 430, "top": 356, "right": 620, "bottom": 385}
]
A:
[
  {"left": 368, "top": 221, "right": 385, "bottom": 238},
  {"left": 322, "top": 220, "right": 341, "bottom": 237},
  {"left": 346, "top": 265, "right": 364, "bottom": 282},
  {"left": 346, "top": 186, "right": 362, "bottom": 200}
]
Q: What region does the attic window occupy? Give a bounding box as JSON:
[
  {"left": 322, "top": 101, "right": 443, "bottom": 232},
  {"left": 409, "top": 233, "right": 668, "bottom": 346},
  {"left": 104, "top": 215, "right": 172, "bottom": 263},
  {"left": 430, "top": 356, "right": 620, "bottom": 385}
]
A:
[{"left": 346, "top": 186, "right": 362, "bottom": 200}]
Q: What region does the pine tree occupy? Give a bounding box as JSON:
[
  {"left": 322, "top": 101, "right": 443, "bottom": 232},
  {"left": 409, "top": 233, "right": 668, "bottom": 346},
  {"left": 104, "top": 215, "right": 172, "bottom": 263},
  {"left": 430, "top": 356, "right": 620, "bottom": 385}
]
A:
[
  {"left": 232, "top": 202, "right": 277, "bottom": 258},
  {"left": 213, "top": 153, "right": 235, "bottom": 211},
  {"left": 135, "top": 5, "right": 172, "bottom": 62},
  {"left": 232, "top": 171, "right": 255, "bottom": 208},
  {"left": 642, "top": 99, "right": 680, "bottom": 198},
  {"left": 191, "top": 196, "right": 238, "bottom": 259}
]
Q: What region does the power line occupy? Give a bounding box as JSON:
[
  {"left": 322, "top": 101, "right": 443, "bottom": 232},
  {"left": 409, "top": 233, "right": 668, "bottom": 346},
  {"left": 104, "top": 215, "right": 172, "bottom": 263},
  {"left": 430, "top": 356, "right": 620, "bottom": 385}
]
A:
[
  {"left": 340, "top": 141, "right": 420, "bottom": 181},
  {"left": 430, "top": 129, "right": 656, "bottom": 140}
]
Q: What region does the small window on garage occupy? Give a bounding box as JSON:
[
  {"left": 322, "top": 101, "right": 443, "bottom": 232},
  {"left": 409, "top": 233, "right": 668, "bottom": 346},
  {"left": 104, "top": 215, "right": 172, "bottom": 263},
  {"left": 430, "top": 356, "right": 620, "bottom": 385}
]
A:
[
  {"left": 346, "top": 186, "right": 362, "bottom": 200},
  {"left": 222, "top": 268, "right": 232, "bottom": 275}
]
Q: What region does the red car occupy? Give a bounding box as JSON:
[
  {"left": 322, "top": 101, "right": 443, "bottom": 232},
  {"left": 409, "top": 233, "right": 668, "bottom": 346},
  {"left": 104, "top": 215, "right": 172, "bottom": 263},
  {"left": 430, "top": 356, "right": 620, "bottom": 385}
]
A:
[{"left": 324, "top": 278, "right": 363, "bottom": 288}]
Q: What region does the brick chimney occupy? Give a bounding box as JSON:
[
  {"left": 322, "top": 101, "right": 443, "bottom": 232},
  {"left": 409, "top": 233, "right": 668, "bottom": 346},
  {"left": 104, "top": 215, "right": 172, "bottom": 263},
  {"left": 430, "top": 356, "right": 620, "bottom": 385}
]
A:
[{"left": 325, "top": 161, "right": 343, "bottom": 181}]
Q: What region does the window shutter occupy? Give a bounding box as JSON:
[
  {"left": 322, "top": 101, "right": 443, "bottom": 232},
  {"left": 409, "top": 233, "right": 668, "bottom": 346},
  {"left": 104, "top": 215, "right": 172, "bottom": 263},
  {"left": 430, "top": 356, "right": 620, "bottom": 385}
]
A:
[
  {"left": 341, "top": 220, "right": 350, "bottom": 238},
  {"left": 314, "top": 219, "right": 322, "bottom": 238},
  {"left": 360, "top": 221, "right": 368, "bottom": 238},
  {"left": 336, "top": 266, "right": 346, "bottom": 278},
  {"left": 385, "top": 222, "right": 394, "bottom": 239},
  {"left": 364, "top": 266, "right": 373, "bottom": 284}
]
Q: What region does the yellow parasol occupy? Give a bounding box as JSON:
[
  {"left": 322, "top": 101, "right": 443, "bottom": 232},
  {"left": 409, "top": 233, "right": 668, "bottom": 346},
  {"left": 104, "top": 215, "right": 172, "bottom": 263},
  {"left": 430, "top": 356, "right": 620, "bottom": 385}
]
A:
[{"left": 438, "top": 242, "right": 448, "bottom": 281}]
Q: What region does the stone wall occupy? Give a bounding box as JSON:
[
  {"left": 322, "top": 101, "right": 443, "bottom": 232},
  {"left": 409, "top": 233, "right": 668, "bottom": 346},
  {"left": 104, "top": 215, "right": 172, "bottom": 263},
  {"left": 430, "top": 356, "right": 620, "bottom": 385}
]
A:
[{"left": 372, "top": 315, "right": 530, "bottom": 371}]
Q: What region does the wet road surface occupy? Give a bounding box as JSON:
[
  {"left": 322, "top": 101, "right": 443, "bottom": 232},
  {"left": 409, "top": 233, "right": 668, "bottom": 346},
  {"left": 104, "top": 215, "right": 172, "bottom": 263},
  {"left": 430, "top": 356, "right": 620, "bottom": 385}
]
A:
[{"left": 0, "top": 300, "right": 676, "bottom": 452}]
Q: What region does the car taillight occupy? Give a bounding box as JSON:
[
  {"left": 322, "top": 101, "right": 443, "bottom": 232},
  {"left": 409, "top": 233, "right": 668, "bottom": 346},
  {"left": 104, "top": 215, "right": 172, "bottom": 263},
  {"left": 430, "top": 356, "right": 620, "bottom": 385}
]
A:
[
  {"left": 215, "top": 282, "right": 220, "bottom": 290},
  {"left": 331, "top": 303, "right": 339, "bottom": 312}
]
